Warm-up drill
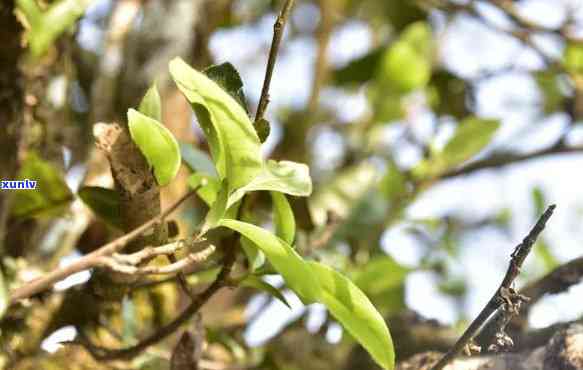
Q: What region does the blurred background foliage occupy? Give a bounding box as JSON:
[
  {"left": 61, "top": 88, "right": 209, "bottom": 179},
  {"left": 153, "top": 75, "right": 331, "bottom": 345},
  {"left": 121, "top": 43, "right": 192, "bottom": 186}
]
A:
[{"left": 1, "top": 0, "right": 583, "bottom": 369}]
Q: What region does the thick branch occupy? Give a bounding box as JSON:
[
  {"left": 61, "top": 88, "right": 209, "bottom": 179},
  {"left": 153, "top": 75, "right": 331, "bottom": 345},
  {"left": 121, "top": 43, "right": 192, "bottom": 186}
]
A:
[
  {"left": 520, "top": 256, "right": 583, "bottom": 312},
  {"left": 430, "top": 205, "right": 556, "bottom": 370}
]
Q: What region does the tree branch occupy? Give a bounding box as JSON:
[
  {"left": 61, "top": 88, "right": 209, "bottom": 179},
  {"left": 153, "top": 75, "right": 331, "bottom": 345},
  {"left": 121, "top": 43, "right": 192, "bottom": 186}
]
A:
[
  {"left": 76, "top": 233, "right": 239, "bottom": 360},
  {"left": 98, "top": 243, "right": 216, "bottom": 276},
  {"left": 8, "top": 190, "right": 197, "bottom": 304},
  {"left": 254, "top": 0, "right": 295, "bottom": 123},
  {"left": 520, "top": 256, "right": 583, "bottom": 313},
  {"left": 442, "top": 144, "right": 583, "bottom": 179},
  {"left": 430, "top": 205, "right": 556, "bottom": 370}
]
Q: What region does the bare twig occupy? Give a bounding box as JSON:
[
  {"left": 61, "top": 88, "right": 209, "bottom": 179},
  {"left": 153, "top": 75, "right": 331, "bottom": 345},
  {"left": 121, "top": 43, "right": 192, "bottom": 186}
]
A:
[
  {"left": 8, "top": 190, "right": 197, "bottom": 304},
  {"left": 77, "top": 234, "right": 239, "bottom": 360},
  {"left": 442, "top": 144, "right": 583, "bottom": 179},
  {"left": 520, "top": 256, "right": 583, "bottom": 312},
  {"left": 254, "top": 0, "right": 295, "bottom": 123},
  {"left": 99, "top": 244, "right": 216, "bottom": 275},
  {"left": 430, "top": 205, "right": 556, "bottom": 370}
]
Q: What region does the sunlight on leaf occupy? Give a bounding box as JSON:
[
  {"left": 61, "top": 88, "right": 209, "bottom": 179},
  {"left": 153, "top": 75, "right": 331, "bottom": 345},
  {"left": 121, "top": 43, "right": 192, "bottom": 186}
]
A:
[
  {"left": 228, "top": 160, "right": 312, "bottom": 208},
  {"left": 169, "top": 58, "right": 263, "bottom": 192},
  {"left": 308, "top": 261, "right": 395, "bottom": 370},
  {"left": 127, "top": 108, "right": 181, "bottom": 186},
  {"left": 219, "top": 219, "right": 319, "bottom": 302},
  {"left": 271, "top": 192, "right": 295, "bottom": 245}
]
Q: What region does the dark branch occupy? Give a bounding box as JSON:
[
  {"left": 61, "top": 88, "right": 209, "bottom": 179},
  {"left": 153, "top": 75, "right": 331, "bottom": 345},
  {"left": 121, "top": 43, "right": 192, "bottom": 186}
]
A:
[
  {"left": 442, "top": 145, "right": 583, "bottom": 179},
  {"left": 430, "top": 205, "right": 556, "bottom": 370},
  {"left": 254, "top": 0, "right": 295, "bottom": 123}
]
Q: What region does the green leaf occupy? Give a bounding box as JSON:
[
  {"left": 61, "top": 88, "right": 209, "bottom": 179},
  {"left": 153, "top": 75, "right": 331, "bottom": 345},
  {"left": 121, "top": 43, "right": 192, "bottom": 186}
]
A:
[
  {"left": 564, "top": 41, "right": 583, "bottom": 74},
  {"left": 203, "top": 62, "right": 247, "bottom": 113},
  {"left": 308, "top": 261, "right": 395, "bottom": 370},
  {"left": 127, "top": 108, "right": 181, "bottom": 186},
  {"left": 218, "top": 219, "right": 320, "bottom": 302},
  {"left": 78, "top": 186, "right": 121, "bottom": 227},
  {"left": 352, "top": 256, "right": 409, "bottom": 296},
  {"left": 379, "top": 161, "right": 407, "bottom": 204},
  {"left": 187, "top": 173, "right": 220, "bottom": 206},
  {"left": 11, "top": 153, "right": 73, "bottom": 218},
  {"left": 534, "top": 70, "right": 565, "bottom": 115},
  {"left": 309, "top": 163, "right": 377, "bottom": 226},
  {"left": 241, "top": 237, "right": 266, "bottom": 272},
  {"left": 532, "top": 186, "right": 546, "bottom": 216},
  {"left": 534, "top": 239, "right": 559, "bottom": 272},
  {"left": 415, "top": 117, "right": 500, "bottom": 178},
  {"left": 333, "top": 47, "right": 384, "bottom": 86},
  {"left": 169, "top": 58, "right": 263, "bottom": 192},
  {"left": 18, "top": 0, "right": 92, "bottom": 58},
  {"left": 201, "top": 181, "right": 228, "bottom": 234},
  {"left": 240, "top": 275, "right": 291, "bottom": 308},
  {"left": 428, "top": 70, "right": 468, "bottom": 119},
  {"left": 180, "top": 142, "right": 218, "bottom": 177},
  {"left": 228, "top": 160, "right": 312, "bottom": 208},
  {"left": 441, "top": 117, "right": 499, "bottom": 168},
  {"left": 271, "top": 192, "right": 295, "bottom": 245},
  {"left": 139, "top": 84, "right": 162, "bottom": 122},
  {"left": 220, "top": 220, "right": 394, "bottom": 369},
  {"left": 378, "top": 22, "right": 433, "bottom": 93}
]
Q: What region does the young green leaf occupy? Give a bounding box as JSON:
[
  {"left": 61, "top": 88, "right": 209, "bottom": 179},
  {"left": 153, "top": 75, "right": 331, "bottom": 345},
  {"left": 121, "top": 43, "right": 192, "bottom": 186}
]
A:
[
  {"left": 271, "top": 192, "right": 296, "bottom": 245},
  {"left": 11, "top": 153, "right": 73, "bottom": 218},
  {"left": 187, "top": 173, "right": 220, "bottom": 206},
  {"left": 308, "top": 261, "right": 395, "bottom": 370},
  {"left": 169, "top": 58, "right": 263, "bottom": 192},
  {"left": 227, "top": 160, "right": 312, "bottom": 208},
  {"left": 218, "top": 219, "right": 320, "bottom": 303},
  {"left": 241, "top": 237, "right": 266, "bottom": 272},
  {"left": 139, "top": 84, "right": 162, "bottom": 122},
  {"left": 240, "top": 275, "right": 291, "bottom": 308},
  {"left": 201, "top": 181, "right": 229, "bottom": 235},
  {"left": 127, "top": 108, "right": 181, "bottom": 186},
  {"left": 78, "top": 186, "right": 122, "bottom": 227}
]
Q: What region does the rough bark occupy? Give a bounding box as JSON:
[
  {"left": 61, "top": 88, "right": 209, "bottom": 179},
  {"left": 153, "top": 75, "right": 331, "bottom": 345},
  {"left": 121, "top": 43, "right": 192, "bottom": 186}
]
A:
[{"left": 0, "top": 0, "right": 24, "bottom": 249}]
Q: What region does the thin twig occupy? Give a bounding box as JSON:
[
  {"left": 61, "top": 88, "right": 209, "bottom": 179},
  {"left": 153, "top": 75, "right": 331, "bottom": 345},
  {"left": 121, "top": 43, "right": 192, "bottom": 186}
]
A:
[
  {"left": 8, "top": 190, "right": 197, "bottom": 304},
  {"left": 430, "top": 205, "right": 556, "bottom": 370},
  {"left": 442, "top": 144, "right": 583, "bottom": 179},
  {"left": 77, "top": 234, "right": 239, "bottom": 360},
  {"left": 99, "top": 244, "right": 216, "bottom": 276},
  {"left": 254, "top": 0, "right": 295, "bottom": 123}
]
